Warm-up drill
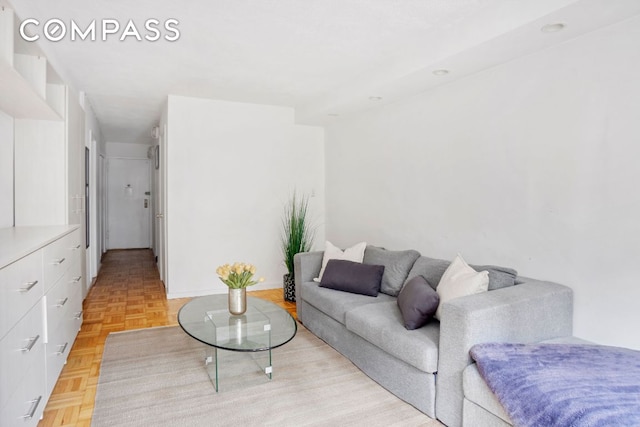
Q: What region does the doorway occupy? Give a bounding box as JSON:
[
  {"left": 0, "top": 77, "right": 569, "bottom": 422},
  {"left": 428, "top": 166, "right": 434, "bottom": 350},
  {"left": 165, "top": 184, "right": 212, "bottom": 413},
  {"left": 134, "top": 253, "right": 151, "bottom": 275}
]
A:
[{"left": 107, "top": 158, "right": 152, "bottom": 249}]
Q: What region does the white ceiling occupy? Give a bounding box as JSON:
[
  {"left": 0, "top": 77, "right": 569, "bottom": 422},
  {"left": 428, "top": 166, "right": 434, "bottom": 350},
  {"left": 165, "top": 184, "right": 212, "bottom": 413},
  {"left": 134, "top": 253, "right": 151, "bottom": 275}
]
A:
[{"left": 6, "top": 0, "right": 640, "bottom": 144}]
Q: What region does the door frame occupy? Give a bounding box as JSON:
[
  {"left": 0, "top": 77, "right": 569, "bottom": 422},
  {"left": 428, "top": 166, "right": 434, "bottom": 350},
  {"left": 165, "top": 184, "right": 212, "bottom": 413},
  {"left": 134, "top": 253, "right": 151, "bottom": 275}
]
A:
[
  {"left": 158, "top": 123, "right": 168, "bottom": 290},
  {"left": 106, "top": 156, "right": 153, "bottom": 250},
  {"left": 99, "top": 154, "right": 107, "bottom": 257}
]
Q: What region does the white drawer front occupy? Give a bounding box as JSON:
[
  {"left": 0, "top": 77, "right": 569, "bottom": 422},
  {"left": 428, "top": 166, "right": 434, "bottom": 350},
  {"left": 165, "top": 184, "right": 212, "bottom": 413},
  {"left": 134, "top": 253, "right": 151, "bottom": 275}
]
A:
[
  {"left": 45, "top": 321, "right": 73, "bottom": 398},
  {"left": 0, "top": 302, "right": 44, "bottom": 410},
  {"left": 0, "top": 250, "right": 44, "bottom": 340},
  {"left": 0, "top": 354, "right": 45, "bottom": 427},
  {"left": 44, "top": 257, "right": 83, "bottom": 341},
  {"left": 45, "top": 270, "right": 73, "bottom": 338},
  {"left": 43, "top": 230, "right": 81, "bottom": 292},
  {"left": 69, "top": 275, "right": 84, "bottom": 334}
]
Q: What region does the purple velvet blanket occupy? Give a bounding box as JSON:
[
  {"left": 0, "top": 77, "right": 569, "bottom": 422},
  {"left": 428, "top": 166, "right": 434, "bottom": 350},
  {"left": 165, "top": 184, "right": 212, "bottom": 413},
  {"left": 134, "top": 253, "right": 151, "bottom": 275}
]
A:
[{"left": 470, "top": 343, "right": 640, "bottom": 427}]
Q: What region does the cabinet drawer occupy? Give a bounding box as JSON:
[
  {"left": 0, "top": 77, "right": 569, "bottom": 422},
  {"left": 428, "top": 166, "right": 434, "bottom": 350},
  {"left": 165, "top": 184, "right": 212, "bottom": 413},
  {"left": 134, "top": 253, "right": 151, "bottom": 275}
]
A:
[
  {"left": 45, "top": 321, "right": 73, "bottom": 398},
  {"left": 0, "top": 250, "right": 43, "bottom": 340},
  {"left": 0, "top": 302, "right": 44, "bottom": 410},
  {"left": 44, "top": 259, "right": 83, "bottom": 341},
  {"left": 43, "top": 230, "right": 81, "bottom": 292},
  {"left": 0, "top": 355, "right": 45, "bottom": 427}
]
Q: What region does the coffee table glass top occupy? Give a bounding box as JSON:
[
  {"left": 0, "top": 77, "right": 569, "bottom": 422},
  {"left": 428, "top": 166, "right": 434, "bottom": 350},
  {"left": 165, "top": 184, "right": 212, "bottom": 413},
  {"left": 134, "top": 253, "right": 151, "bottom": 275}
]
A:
[{"left": 178, "top": 295, "right": 297, "bottom": 352}]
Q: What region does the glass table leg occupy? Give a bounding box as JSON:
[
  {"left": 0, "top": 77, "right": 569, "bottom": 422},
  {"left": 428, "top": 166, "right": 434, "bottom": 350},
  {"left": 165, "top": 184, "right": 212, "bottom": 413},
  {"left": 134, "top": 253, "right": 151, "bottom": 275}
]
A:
[
  {"left": 204, "top": 346, "right": 219, "bottom": 392},
  {"left": 204, "top": 346, "right": 272, "bottom": 392}
]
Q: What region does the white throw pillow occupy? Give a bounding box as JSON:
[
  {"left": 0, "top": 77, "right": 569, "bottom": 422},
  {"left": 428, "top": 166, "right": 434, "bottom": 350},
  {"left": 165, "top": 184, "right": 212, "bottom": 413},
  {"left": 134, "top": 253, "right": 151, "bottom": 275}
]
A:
[
  {"left": 314, "top": 241, "right": 367, "bottom": 282},
  {"left": 434, "top": 254, "right": 489, "bottom": 320}
]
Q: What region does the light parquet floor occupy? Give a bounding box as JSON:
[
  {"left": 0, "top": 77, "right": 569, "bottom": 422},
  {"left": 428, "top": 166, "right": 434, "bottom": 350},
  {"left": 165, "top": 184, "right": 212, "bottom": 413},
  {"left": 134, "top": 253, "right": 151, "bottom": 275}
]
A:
[{"left": 38, "top": 249, "right": 296, "bottom": 427}]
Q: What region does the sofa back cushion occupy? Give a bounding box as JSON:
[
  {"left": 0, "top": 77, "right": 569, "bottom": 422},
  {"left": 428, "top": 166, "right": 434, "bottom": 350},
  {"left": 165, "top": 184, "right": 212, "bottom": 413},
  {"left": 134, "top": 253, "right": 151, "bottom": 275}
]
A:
[
  {"left": 471, "top": 264, "right": 518, "bottom": 290},
  {"left": 406, "top": 257, "right": 450, "bottom": 291},
  {"left": 363, "top": 246, "right": 420, "bottom": 297},
  {"left": 406, "top": 256, "right": 518, "bottom": 291}
]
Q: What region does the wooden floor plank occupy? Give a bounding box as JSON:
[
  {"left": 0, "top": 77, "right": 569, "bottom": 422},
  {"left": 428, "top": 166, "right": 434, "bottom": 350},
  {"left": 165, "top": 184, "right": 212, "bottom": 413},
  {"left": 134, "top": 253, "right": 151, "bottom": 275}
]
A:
[{"left": 38, "top": 249, "right": 295, "bottom": 426}]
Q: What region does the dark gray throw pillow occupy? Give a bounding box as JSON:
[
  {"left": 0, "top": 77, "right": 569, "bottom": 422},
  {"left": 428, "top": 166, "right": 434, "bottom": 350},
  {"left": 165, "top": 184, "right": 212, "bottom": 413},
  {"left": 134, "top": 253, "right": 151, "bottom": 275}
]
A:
[
  {"left": 319, "top": 259, "right": 384, "bottom": 297},
  {"left": 397, "top": 276, "right": 440, "bottom": 330}
]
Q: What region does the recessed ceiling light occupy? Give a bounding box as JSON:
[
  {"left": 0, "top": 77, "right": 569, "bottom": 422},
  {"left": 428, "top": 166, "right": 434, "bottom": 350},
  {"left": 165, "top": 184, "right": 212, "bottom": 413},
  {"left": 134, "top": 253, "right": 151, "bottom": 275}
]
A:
[
  {"left": 368, "top": 96, "right": 383, "bottom": 101},
  {"left": 432, "top": 69, "right": 450, "bottom": 76},
  {"left": 541, "top": 23, "right": 566, "bottom": 33}
]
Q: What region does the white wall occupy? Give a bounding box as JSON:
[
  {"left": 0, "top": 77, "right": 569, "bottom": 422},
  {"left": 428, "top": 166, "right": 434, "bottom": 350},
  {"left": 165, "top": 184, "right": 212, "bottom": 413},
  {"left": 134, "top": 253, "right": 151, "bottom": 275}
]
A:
[
  {"left": 324, "top": 17, "right": 640, "bottom": 349},
  {"left": 0, "top": 111, "right": 13, "bottom": 228},
  {"left": 166, "top": 96, "right": 325, "bottom": 298},
  {"left": 105, "top": 141, "right": 151, "bottom": 159}
]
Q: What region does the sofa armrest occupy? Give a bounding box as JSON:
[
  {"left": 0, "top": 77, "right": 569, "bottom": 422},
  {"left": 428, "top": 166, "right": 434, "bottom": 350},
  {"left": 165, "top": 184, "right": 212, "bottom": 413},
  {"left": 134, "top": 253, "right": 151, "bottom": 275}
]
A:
[
  {"left": 293, "top": 251, "right": 324, "bottom": 322},
  {"left": 435, "top": 278, "right": 573, "bottom": 427}
]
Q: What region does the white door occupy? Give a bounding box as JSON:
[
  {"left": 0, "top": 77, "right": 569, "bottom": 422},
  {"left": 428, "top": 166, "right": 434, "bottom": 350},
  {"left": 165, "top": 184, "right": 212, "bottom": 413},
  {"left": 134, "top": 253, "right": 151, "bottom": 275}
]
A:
[{"left": 107, "top": 158, "right": 152, "bottom": 249}]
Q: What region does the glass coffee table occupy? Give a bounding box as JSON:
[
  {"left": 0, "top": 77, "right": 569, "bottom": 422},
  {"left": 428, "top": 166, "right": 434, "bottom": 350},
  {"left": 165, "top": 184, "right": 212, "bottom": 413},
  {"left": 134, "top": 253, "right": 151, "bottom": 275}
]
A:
[{"left": 178, "top": 294, "right": 297, "bottom": 392}]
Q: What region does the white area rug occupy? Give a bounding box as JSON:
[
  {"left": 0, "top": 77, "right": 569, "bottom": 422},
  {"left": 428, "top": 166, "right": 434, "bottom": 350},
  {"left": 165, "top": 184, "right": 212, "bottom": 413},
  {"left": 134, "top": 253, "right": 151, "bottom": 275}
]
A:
[{"left": 92, "top": 325, "right": 441, "bottom": 426}]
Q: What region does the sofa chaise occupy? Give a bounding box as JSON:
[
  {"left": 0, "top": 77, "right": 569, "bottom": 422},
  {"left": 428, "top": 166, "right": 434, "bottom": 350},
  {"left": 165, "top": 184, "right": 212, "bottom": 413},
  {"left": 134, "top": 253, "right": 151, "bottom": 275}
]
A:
[{"left": 294, "top": 246, "right": 573, "bottom": 427}]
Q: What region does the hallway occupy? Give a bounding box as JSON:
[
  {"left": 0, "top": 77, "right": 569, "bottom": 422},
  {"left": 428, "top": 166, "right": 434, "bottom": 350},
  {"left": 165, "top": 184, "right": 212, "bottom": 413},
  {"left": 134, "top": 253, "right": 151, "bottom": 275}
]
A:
[{"left": 39, "top": 249, "right": 293, "bottom": 426}]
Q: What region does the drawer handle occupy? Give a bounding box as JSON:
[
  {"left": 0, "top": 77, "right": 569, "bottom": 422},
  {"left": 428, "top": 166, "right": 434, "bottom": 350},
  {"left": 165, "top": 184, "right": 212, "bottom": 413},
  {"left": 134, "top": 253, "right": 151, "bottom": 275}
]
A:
[
  {"left": 53, "top": 257, "right": 66, "bottom": 265},
  {"left": 21, "top": 335, "right": 40, "bottom": 353},
  {"left": 72, "top": 244, "right": 81, "bottom": 250},
  {"left": 20, "top": 395, "right": 42, "bottom": 420},
  {"left": 72, "top": 276, "right": 82, "bottom": 283},
  {"left": 19, "top": 280, "right": 38, "bottom": 293},
  {"left": 56, "top": 297, "right": 69, "bottom": 308},
  {"left": 74, "top": 310, "right": 84, "bottom": 320},
  {"left": 56, "top": 342, "right": 69, "bottom": 355}
]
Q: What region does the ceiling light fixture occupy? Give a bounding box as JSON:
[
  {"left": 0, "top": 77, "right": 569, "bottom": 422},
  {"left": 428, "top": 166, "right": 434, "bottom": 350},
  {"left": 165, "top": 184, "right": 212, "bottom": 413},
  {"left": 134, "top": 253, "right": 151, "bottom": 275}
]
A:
[
  {"left": 432, "top": 69, "right": 450, "bottom": 76},
  {"left": 541, "top": 23, "right": 566, "bottom": 33},
  {"left": 368, "top": 96, "right": 383, "bottom": 101}
]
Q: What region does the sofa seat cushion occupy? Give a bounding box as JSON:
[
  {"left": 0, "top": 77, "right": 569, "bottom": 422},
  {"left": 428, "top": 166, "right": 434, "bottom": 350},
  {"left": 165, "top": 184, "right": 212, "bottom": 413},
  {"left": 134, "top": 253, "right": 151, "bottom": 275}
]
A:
[
  {"left": 300, "top": 281, "right": 394, "bottom": 325},
  {"left": 345, "top": 301, "right": 440, "bottom": 373}
]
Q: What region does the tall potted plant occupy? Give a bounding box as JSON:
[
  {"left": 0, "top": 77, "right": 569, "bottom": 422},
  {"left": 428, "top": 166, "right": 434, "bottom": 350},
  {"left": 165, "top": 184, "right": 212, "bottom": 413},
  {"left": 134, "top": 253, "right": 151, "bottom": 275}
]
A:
[{"left": 281, "top": 192, "right": 315, "bottom": 302}]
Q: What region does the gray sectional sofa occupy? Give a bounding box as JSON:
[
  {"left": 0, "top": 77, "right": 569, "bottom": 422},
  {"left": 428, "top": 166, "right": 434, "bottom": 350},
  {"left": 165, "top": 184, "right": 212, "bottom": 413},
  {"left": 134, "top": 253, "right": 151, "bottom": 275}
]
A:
[{"left": 294, "top": 246, "right": 574, "bottom": 427}]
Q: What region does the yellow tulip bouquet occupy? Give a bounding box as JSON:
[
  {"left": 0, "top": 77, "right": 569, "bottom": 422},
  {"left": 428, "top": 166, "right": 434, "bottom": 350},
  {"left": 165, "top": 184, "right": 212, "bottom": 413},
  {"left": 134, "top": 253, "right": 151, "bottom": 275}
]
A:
[{"left": 216, "top": 262, "right": 264, "bottom": 289}]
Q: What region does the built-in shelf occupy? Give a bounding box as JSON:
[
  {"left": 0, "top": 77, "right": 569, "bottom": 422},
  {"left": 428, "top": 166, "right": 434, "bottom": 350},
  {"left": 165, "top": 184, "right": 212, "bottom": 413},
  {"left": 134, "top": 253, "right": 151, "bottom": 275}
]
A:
[
  {"left": 0, "top": 7, "right": 63, "bottom": 121},
  {"left": 0, "top": 60, "right": 62, "bottom": 120}
]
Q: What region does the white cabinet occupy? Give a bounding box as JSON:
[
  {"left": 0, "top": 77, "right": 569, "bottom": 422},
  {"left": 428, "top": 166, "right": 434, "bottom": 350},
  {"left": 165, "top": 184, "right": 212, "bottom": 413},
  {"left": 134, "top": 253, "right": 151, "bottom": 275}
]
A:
[
  {"left": 14, "top": 86, "right": 86, "bottom": 229},
  {"left": 0, "top": 6, "right": 86, "bottom": 230},
  {"left": 0, "top": 226, "right": 82, "bottom": 426},
  {"left": 42, "top": 231, "right": 83, "bottom": 397},
  {"left": 0, "top": 5, "right": 87, "bottom": 299}
]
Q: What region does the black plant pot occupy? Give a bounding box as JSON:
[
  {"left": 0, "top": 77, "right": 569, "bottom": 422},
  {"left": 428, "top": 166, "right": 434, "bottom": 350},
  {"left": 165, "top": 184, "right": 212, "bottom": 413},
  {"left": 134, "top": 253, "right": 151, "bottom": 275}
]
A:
[{"left": 283, "top": 273, "right": 296, "bottom": 302}]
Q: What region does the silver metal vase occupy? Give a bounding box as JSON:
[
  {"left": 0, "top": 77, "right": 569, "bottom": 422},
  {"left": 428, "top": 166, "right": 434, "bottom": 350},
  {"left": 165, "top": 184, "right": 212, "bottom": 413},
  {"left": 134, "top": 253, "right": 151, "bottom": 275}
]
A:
[{"left": 228, "top": 287, "right": 247, "bottom": 315}]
